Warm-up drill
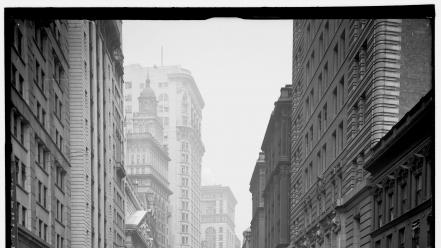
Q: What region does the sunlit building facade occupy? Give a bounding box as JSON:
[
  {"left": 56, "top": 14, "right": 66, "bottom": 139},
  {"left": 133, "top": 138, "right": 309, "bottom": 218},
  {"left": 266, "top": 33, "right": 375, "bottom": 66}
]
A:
[
  {"left": 289, "top": 19, "right": 432, "bottom": 248},
  {"left": 200, "top": 185, "right": 239, "bottom": 248},
  {"left": 124, "top": 64, "right": 205, "bottom": 248},
  {"left": 9, "top": 19, "right": 71, "bottom": 248},
  {"left": 125, "top": 78, "right": 172, "bottom": 248}
]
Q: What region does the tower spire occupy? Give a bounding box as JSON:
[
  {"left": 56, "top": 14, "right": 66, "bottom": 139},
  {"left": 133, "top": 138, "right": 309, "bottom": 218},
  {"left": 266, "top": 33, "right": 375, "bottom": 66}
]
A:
[{"left": 146, "top": 71, "right": 150, "bottom": 88}]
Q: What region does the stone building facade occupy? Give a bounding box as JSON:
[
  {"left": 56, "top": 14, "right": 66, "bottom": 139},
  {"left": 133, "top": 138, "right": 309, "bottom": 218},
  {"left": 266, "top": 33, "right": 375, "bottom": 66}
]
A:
[
  {"left": 249, "top": 152, "right": 266, "bottom": 248},
  {"left": 200, "top": 185, "right": 240, "bottom": 248},
  {"left": 365, "top": 91, "right": 433, "bottom": 248},
  {"left": 262, "top": 85, "right": 292, "bottom": 248},
  {"left": 68, "top": 20, "right": 126, "bottom": 248},
  {"left": 125, "top": 179, "right": 154, "bottom": 248},
  {"left": 9, "top": 19, "right": 71, "bottom": 248},
  {"left": 125, "top": 77, "right": 172, "bottom": 248},
  {"left": 289, "top": 19, "right": 432, "bottom": 248},
  {"left": 124, "top": 65, "right": 205, "bottom": 248}
]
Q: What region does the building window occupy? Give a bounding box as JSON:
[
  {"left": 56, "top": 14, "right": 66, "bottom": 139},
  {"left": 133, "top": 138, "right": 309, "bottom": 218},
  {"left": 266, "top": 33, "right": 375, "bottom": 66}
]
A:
[
  {"left": 338, "top": 122, "right": 344, "bottom": 153},
  {"left": 159, "top": 94, "right": 169, "bottom": 113},
  {"left": 377, "top": 199, "right": 383, "bottom": 228},
  {"left": 427, "top": 217, "right": 433, "bottom": 248},
  {"left": 53, "top": 53, "right": 64, "bottom": 85},
  {"left": 39, "top": 219, "right": 43, "bottom": 238},
  {"left": 37, "top": 101, "right": 41, "bottom": 122},
  {"left": 44, "top": 223, "right": 48, "bottom": 241},
  {"left": 388, "top": 191, "right": 394, "bottom": 221},
  {"left": 14, "top": 23, "right": 23, "bottom": 57},
  {"left": 317, "top": 151, "right": 321, "bottom": 174},
  {"left": 20, "top": 163, "right": 26, "bottom": 188},
  {"left": 21, "top": 205, "right": 26, "bottom": 226},
  {"left": 182, "top": 224, "right": 188, "bottom": 233},
  {"left": 42, "top": 109, "right": 46, "bottom": 127},
  {"left": 304, "top": 168, "right": 309, "bottom": 189},
  {"left": 332, "top": 131, "right": 337, "bottom": 159},
  {"left": 14, "top": 157, "right": 19, "bottom": 184},
  {"left": 55, "top": 165, "right": 64, "bottom": 190},
  {"left": 333, "top": 44, "right": 339, "bottom": 75},
  {"left": 399, "top": 228, "right": 405, "bottom": 248},
  {"left": 56, "top": 234, "right": 64, "bottom": 248},
  {"left": 375, "top": 240, "right": 381, "bottom": 248},
  {"left": 386, "top": 234, "right": 392, "bottom": 248},
  {"left": 318, "top": 112, "right": 322, "bottom": 135},
  {"left": 333, "top": 87, "right": 338, "bottom": 116},
  {"left": 340, "top": 30, "right": 346, "bottom": 61},
  {"left": 12, "top": 112, "right": 19, "bottom": 138},
  {"left": 412, "top": 220, "right": 420, "bottom": 248},
  {"left": 181, "top": 236, "right": 188, "bottom": 245},
  {"left": 339, "top": 77, "right": 345, "bottom": 109},
  {"left": 305, "top": 97, "right": 310, "bottom": 118},
  {"left": 415, "top": 173, "right": 422, "bottom": 206},
  {"left": 37, "top": 143, "right": 47, "bottom": 170},
  {"left": 400, "top": 182, "right": 408, "bottom": 214},
  {"left": 35, "top": 24, "right": 45, "bottom": 50},
  {"left": 322, "top": 144, "right": 327, "bottom": 171}
]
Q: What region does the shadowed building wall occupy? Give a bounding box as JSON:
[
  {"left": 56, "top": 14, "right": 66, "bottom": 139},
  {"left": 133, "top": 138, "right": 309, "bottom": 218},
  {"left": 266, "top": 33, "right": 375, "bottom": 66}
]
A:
[
  {"left": 249, "top": 152, "right": 266, "bottom": 248},
  {"left": 289, "top": 19, "right": 432, "bottom": 248},
  {"left": 262, "top": 85, "right": 292, "bottom": 248},
  {"left": 9, "top": 19, "right": 71, "bottom": 248},
  {"left": 365, "top": 91, "right": 433, "bottom": 248}
]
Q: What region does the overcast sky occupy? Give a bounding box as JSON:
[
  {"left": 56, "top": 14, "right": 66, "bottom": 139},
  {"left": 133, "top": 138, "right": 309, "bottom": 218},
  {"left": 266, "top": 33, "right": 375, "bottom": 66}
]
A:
[{"left": 122, "top": 19, "right": 293, "bottom": 241}]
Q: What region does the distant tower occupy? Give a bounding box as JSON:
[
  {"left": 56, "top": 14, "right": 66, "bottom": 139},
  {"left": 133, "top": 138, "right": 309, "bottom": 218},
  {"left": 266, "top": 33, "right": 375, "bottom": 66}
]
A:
[
  {"left": 138, "top": 73, "right": 157, "bottom": 115},
  {"left": 125, "top": 71, "right": 171, "bottom": 248},
  {"left": 134, "top": 73, "right": 163, "bottom": 143}
]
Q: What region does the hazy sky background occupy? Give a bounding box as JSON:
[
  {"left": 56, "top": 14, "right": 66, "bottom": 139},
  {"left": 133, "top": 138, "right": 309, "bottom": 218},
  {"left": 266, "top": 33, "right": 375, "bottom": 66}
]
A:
[{"left": 123, "top": 19, "right": 293, "bottom": 241}]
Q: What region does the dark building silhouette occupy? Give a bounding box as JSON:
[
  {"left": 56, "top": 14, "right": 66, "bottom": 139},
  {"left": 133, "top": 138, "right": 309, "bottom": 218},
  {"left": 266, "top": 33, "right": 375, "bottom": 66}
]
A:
[
  {"left": 249, "top": 152, "right": 266, "bottom": 248},
  {"left": 365, "top": 90, "right": 433, "bottom": 248},
  {"left": 9, "top": 19, "right": 71, "bottom": 248},
  {"left": 262, "top": 85, "right": 292, "bottom": 248}
]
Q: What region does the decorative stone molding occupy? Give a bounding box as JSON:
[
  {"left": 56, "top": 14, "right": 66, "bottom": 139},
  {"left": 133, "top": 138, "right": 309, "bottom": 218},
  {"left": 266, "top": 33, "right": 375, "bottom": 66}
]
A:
[
  {"left": 374, "top": 184, "right": 383, "bottom": 198},
  {"left": 331, "top": 216, "right": 341, "bottom": 233},
  {"left": 316, "top": 228, "right": 324, "bottom": 244}
]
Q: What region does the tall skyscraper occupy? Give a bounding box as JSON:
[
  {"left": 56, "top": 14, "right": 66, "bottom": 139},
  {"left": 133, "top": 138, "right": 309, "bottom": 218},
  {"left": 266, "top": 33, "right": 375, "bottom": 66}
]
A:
[
  {"left": 200, "top": 185, "right": 240, "bottom": 248},
  {"left": 289, "top": 19, "right": 432, "bottom": 248},
  {"left": 125, "top": 77, "right": 172, "bottom": 248},
  {"left": 124, "top": 64, "right": 205, "bottom": 248},
  {"left": 9, "top": 19, "right": 71, "bottom": 248},
  {"left": 68, "top": 20, "right": 126, "bottom": 248}
]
